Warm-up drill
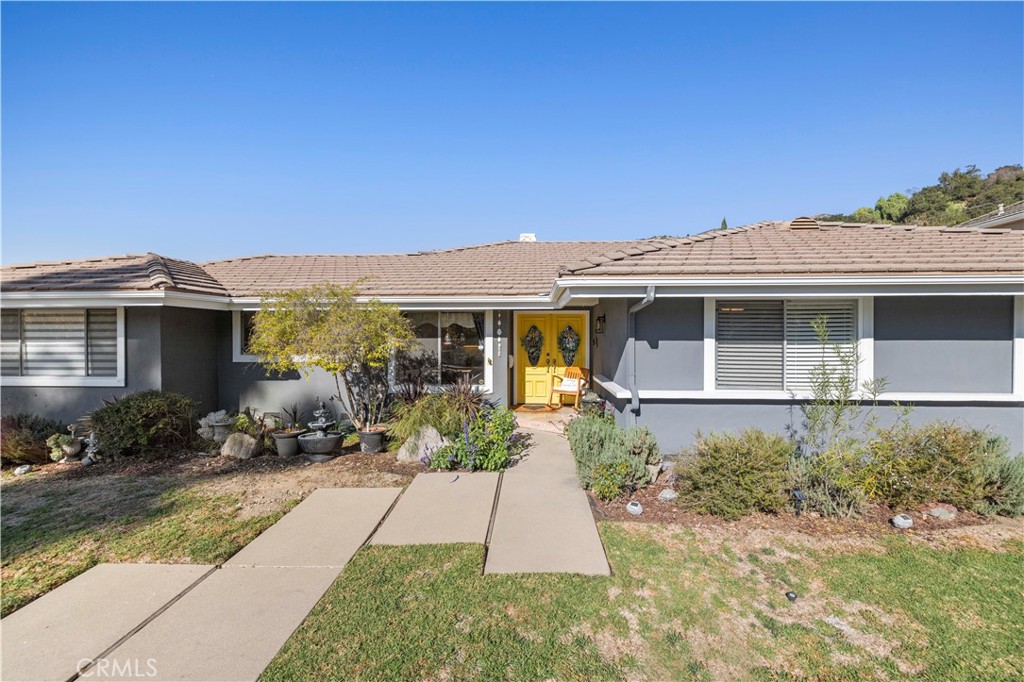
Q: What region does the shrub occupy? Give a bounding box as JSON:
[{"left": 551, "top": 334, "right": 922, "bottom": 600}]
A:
[
  {"left": 390, "top": 383, "right": 486, "bottom": 447},
  {"left": 864, "top": 421, "right": 1007, "bottom": 512},
  {"left": 565, "top": 414, "right": 658, "bottom": 498},
  {"left": 1, "top": 413, "right": 64, "bottom": 464},
  {"left": 675, "top": 429, "right": 792, "bottom": 520},
  {"left": 592, "top": 461, "right": 633, "bottom": 501},
  {"left": 427, "top": 406, "right": 521, "bottom": 472},
  {"left": 979, "top": 443, "right": 1024, "bottom": 517},
  {"left": 90, "top": 391, "right": 197, "bottom": 460},
  {"left": 788, "top": 444, "right": 870, "bottom": 518}
]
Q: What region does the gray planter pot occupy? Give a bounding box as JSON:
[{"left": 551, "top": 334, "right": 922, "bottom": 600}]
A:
[
  {"left": 358, "top": 428, "right": 386, "bottom": 454},
  {"left": 272, "top": 430, "right": 306, "bottom": 457},
  {"left": 212, "top": 421, "right": 235, "bottom": 443}
]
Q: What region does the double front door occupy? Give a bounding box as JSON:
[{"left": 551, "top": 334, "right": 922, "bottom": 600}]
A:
[{"left": 514, "top": 312, "right": 588, "bottom": 405}]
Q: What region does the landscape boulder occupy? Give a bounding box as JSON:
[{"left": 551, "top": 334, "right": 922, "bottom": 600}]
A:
[
  {"left": 396, "top": 426, "right": 450, "bottom": 463},
  {"left": 925, "top": 503, "right": 957, "bottom": 521},
  {"left": 221, "top": 433, "right": 258, "bottom": 460}
]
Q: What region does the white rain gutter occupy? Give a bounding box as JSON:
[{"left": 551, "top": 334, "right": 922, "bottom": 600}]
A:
[{"left": 626, "top": 285, "right": 656, "bottom": 423}]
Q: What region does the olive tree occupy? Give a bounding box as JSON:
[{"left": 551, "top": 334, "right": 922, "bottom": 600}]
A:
[{"left": 247, "top": 283, "right": 414, "bottom": 432}]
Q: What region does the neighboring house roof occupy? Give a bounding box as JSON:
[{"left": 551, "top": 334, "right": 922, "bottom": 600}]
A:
[
  {"left": 559, "top": 219, "right": 1024, "bottom": 278},
  {"left": 2, "top": 219, "right": 1022, "bottom": 299},
  {"left": 956, "top": 200, "right": 1024, "bottom": 230},
  {"left": 0, "top": 253, "right": 228, "bottom": 295},
  {"left": 200, "top": 240, "right": 643, "bottom": 297}
]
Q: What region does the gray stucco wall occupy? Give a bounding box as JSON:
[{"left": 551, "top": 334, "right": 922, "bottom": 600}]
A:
[
  {"left": 875, "top": 296, "right": 1014, "bottom": 393},
  {"left": 635, "top": 298, "right": 703, "bottom": 389},
  {"left": 0, "top": 307, "right": 163, "bottom": 423},
  {"left": 592, "top": 299, "right": 629, "bottom": 385},
  {"left": 161, "top": 307, "right": 220, "bottom": 414}
]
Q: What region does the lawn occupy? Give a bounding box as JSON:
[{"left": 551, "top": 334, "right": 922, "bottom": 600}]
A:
[
  {"left": 263, "top": 522, "right": 1024, "bottom": 682},
  {"left": 0, "top": 451, "right": 417, "bottom": 616}
]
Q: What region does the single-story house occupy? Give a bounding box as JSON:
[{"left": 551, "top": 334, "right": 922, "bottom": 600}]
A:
[{"left": 3, "top": 217, "right": 1023, "bottom": 453}]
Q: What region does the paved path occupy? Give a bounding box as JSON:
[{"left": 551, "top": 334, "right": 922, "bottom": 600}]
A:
[
  {"left": 371, "top": 471, "right": 499, "bottom": 545},
  {"left": 485, "top": 429, "right": 610, "bottom": 575},
  {"left": 3, "top": 436, "right": 610, "bottom": 681},
  {"left": 1, "top": 564, "right": 214, "bottom": 682}
]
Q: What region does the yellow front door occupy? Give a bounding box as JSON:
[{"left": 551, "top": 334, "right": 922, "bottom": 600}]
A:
[{"left": 515, "top": 312, "right": 588, "bottom": 405}]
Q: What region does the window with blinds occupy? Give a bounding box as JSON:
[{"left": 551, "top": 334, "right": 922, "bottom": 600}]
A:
[
  {"left": 715, "top": 300, "right": 856, "bottom": 391},
  {"left": 0, "top": 308, "right": 119, "bottom": 378}
]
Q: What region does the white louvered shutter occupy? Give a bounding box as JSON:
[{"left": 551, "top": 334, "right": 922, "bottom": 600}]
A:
[
  {"left": 784, "top": 301, "right": 856, "bottom": 392},
  {"left": 715, "top": 300, "right": 784, "bottom": 389},
  {"left": 87, "top": 309, "right": 118, "bottom": 376},
  {"left": 1, "top": 310, "right": 21, "bottom": 376},
  {"left": 22, "top": 310, "right": 87, "bottom": 376}
]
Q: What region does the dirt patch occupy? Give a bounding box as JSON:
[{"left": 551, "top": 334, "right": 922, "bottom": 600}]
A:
[
  {"left": 2, "top": 447, "right": 423, "bottom": 520},
  {"left": 590, "top": 483, "right": 998, "bottom": 541}
]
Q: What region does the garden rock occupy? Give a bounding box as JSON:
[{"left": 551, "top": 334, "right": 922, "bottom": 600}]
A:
[
  {"left": 657, "top": 488, "right": 679, "bottom": 502},
  {"left": 891, "top": 513, "right": 914, "bottom": 529},
  {"left": 925, "top": 503, "right": 957, "bottom": 520},
  {"left": 14, "top": 465, "right": 32, "bottom": 476},
  {"left": 646, "top": 463, "right": 661, "bottom": 484},
  {"left": 221, "top": 433, "right": 258, "bottom": 460},
  {"left": 198, "top": 410, "right": 229, "bottom": 441},
  {"left": 396, "top": 426, "right": 450, "bottom": 463}
]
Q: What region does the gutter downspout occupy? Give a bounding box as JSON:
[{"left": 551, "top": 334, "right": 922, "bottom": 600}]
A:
[{"left": 626, "top": 285, "right": 656, "bottom": 425}]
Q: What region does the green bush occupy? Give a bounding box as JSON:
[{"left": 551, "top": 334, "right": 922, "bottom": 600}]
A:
[
  {"left": 390, "top": 384, "right": 486, "bottom": 447},
  {"left": 675, "top": 429, "right": 792, "bottom": 520},
  {"left": 564, "top": 414, "right": 658, "bottom": 498},
  {"left": 788, "top": 444, "right": 870, "bottom": 518},
  {"left": 90, "top": 391, "right": 197, "bottom": 460},
  {"left": 427, "top": 407, "right": 521, "bottom": 472},
  {"left": 979, "top": 444, "right": 1024, "bottom": 517},
  {"left": 1, "top": 413, "right": 64, "bottom": 465},
  {"left": 864, "top": 421, "right": 1009, "bottom": 513},
  {"left": 592, "top": 461, "right": 633, "bottom": 501}
]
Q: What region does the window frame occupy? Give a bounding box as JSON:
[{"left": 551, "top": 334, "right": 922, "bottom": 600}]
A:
[
  {"left": 0, "top": 307, "right": 126, "bottom": 388},
  {"left": 709, "top": 297, "right": 861, "bottom": 396},
  {"left": 232, "top": 310, "right": 260, "bottom": 363}
]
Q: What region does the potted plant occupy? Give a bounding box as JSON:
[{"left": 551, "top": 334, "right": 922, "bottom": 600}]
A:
[
  {"left": 46, "top": 425, "right": 84, "bottom": 461},
  {"left": 247, "top": 282, "right": 414, "bottom": 456},
  {"left": 270, "top": 404, "right": 307, "bottom": 457}
]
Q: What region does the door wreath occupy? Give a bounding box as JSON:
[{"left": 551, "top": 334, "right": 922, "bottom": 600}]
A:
[
  {"left": 520, "top": 325, "right": 544, "bottom": 367},
  {"left": 558, "top": 325, "right": 581, "bottom": 366}
]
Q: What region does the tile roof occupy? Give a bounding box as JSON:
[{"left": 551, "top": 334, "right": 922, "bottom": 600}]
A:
[
  {"left": 200, "top": 241, "right": 643, "bottom": 297},
  {"left": 3, "top": 220, "right": 1020, "bottom": 298},
  {"left": 956, "top": 200, "right": 1024, "bottom": 229},
  {"left": 559, "top": 220, "right": 1024, "bottom": 278},
  {"left": 1, "top": 253, "right": 228, "bottom": 295}
]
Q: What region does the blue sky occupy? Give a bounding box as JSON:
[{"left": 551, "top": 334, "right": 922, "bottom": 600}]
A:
[{"left": 2, "top": 2, "right": 1022, "bottom": 265}]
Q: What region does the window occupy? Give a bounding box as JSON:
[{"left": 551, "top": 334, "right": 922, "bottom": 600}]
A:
[
  {"left": 715, "top": 300, "right": 856, "bottom": 391},
  {"left": 398, "top": 311, "right": 486, "bottom": 386},
  {"left": 232, "top": 310, "right": 259, "bottom": 362},
  {"left": 1, "top": 308, "right": 123, "bottom": 386}
]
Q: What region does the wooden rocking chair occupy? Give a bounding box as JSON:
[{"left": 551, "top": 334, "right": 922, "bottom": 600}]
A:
[{"left": 549, "top": 367, "right": 590, "bottom": 410}]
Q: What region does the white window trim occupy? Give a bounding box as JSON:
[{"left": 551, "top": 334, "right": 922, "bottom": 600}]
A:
[
  {"left": 1, "top": 307, "right": 126, "bottom": 388},
  {"left": 232, "top": 310, "right": 259, "bottom": 363},
  {"left": 1014, "top": 295, "right": 1024, "bottom": 397},
  {"left": 397, "top": 310, "right": 494, "bottom": 394}
]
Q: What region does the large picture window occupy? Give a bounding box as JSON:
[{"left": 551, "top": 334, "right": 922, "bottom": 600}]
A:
[
  {"left": 1, "top": 308, "right": 122, "bottom": 385},
  {"left": 715, "top": 300, "right": 856, "bottom": 391},
  {"left": 399, "top": 311, "right": 486, "bottom": 386}
]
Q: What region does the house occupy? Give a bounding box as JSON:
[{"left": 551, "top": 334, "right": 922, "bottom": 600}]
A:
[{"left": 3, "top": 217, "right": 1023, "bottom": 453}]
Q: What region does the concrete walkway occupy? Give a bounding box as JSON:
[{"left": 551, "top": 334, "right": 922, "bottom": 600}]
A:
[
  {"left": 485, "top": 429, "right": 610, "bottom": 575},
  {"left": 2, "top": 436, "right": 610, "bottom": 681},
  {"left": 371, "top": 471, "right": 499, "bottom": 545},
  {"left": 1, "top": 487, "right": 400, "bottom": 682}
]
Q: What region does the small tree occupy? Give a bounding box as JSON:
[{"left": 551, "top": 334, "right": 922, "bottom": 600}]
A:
[{"left": 247, "top": 283, "right": 414, "bottom": 432}]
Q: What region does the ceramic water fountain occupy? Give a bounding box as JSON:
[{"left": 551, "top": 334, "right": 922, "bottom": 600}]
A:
[{"left": 298, "top": 398, "right": 344, "bottom": 460}]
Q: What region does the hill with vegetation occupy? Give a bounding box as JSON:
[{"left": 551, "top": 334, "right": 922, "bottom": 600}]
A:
[{"left": 819, "top": 164, "right": 1024, "bottom": 226}]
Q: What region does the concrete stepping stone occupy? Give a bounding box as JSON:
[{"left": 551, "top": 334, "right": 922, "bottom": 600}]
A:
[
  {"left": 99, "top": 566, "right": 338, "bottom": 682},
  {"left": 371, "top": 472, "right": 499, "bottom": 545},
  {"left": 1, "top": 563, "right": 214, "bottom": 682},
  {"left": 486, "top": 429, "right": 610, "bottom": 575},
  {"left": 226, "top": 487, "right": 401, "bottom": 567}
]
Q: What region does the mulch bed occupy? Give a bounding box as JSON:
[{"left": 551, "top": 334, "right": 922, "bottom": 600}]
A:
[{"left": 588, "top": 483, "right": 993, "bottom": 538}]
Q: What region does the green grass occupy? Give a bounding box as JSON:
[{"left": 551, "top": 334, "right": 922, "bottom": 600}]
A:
[
  {"left": 1, "top": 476, "right": 292, "bottom": 616},
  {"left": 263, "top": 524, "right": 1024, "bottom": 682}
]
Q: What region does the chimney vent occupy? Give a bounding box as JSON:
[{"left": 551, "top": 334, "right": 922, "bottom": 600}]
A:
[{"left": 519, "top": 233, "right": 537, "bottom": 242}]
